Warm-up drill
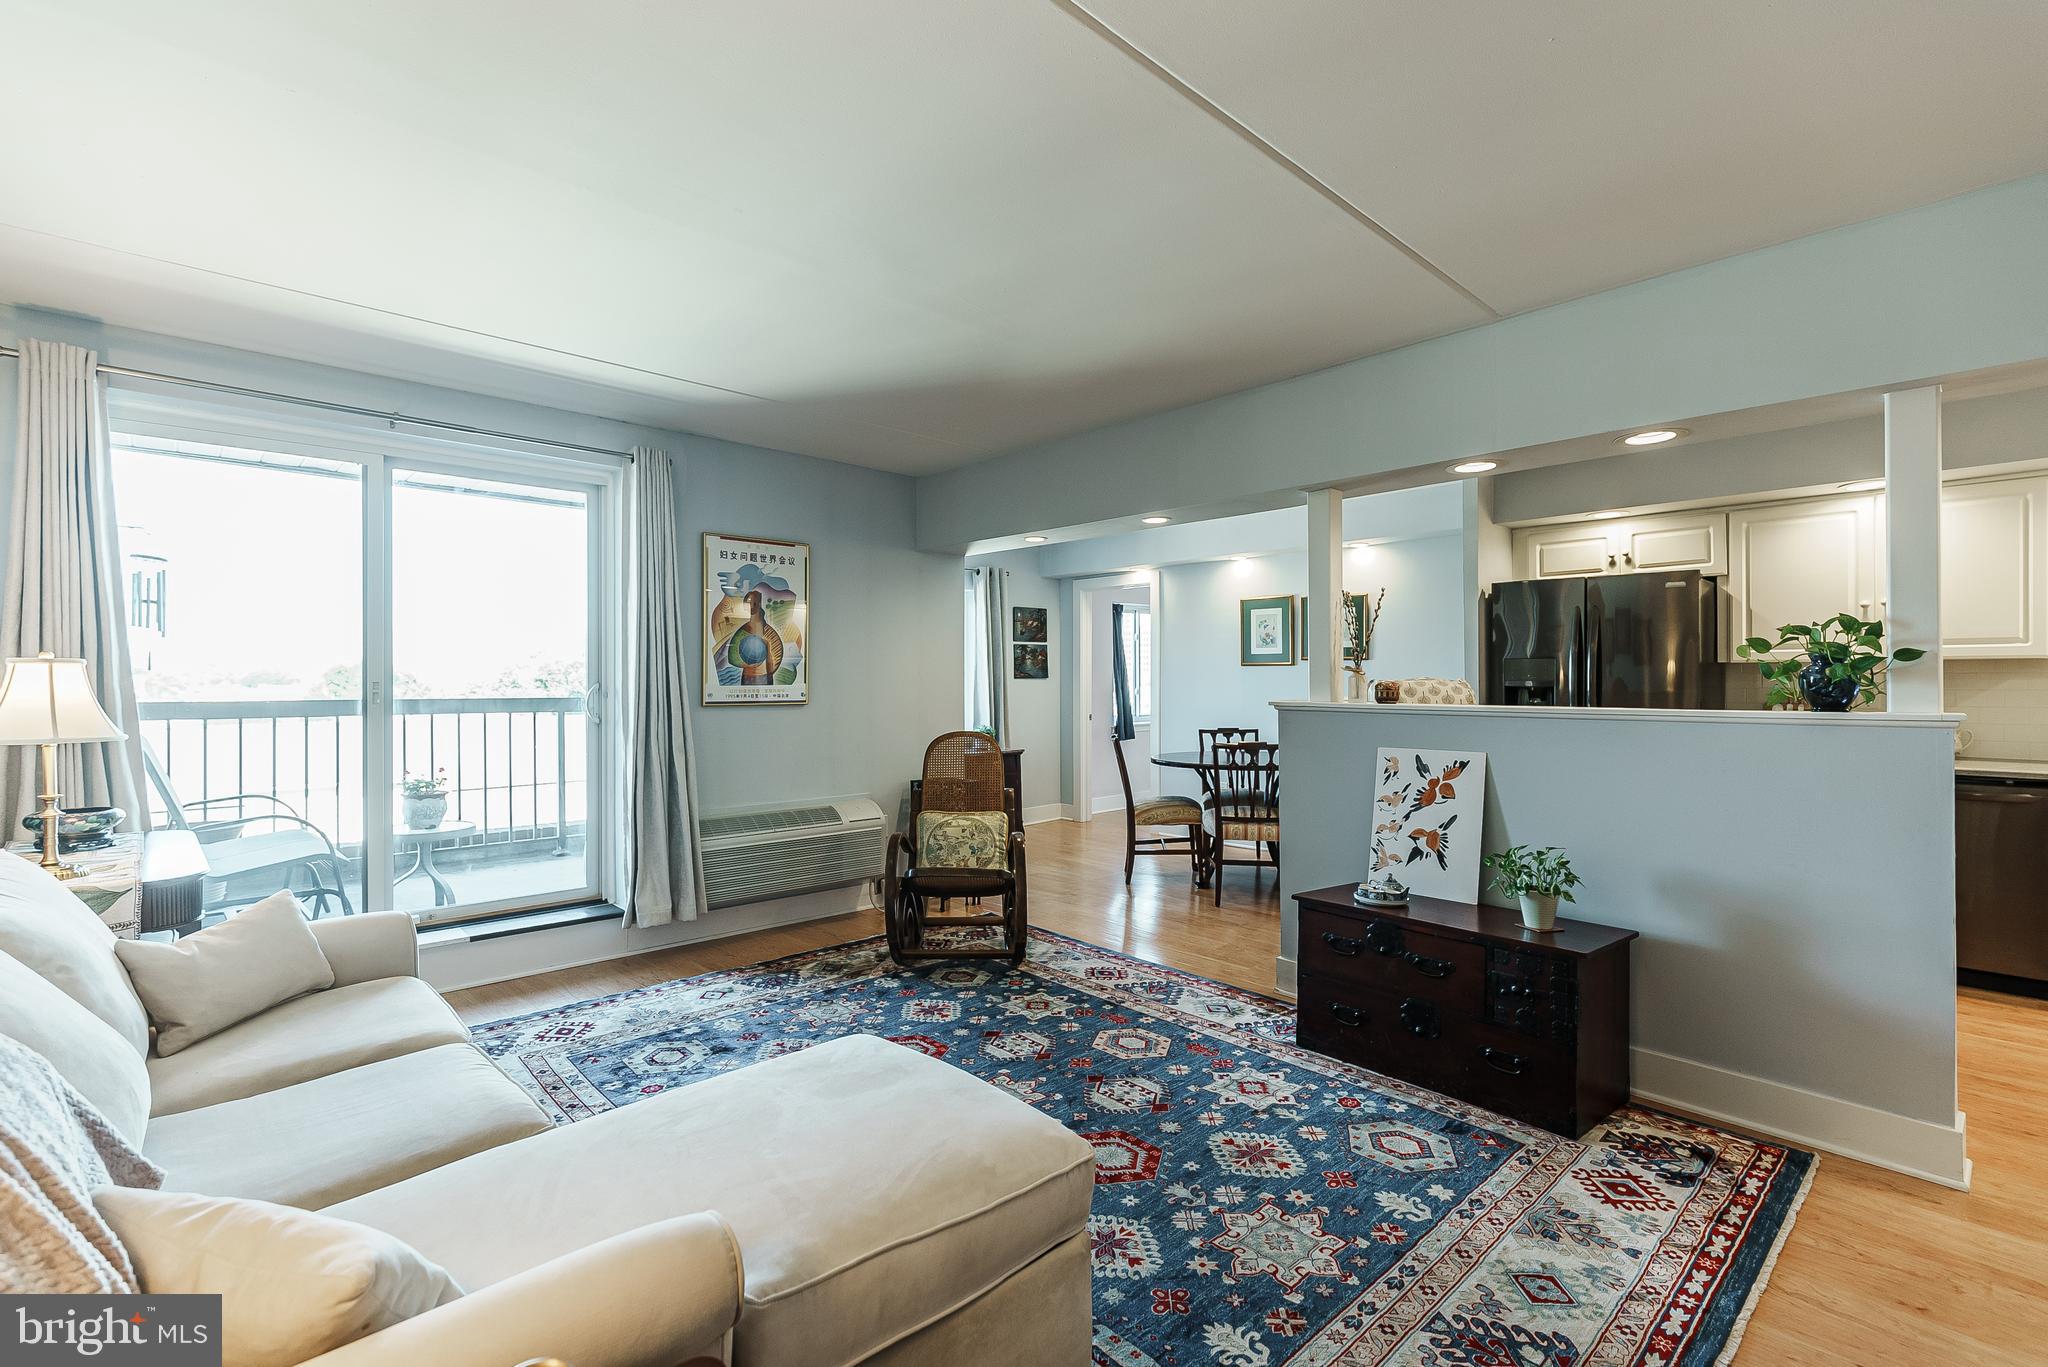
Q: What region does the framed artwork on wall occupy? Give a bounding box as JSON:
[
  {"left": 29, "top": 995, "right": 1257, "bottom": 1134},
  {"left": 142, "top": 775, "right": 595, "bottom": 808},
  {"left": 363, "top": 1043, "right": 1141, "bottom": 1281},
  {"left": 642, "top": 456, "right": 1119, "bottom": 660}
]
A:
[
  {"left": 1013, "top": 644, "right": 1049, "bottom": 679},
  {"left": 1370, "top": 748, "right": 1487, "bottom": 901},
  {"left": 1239, "top": 594, "right": 1296, "bottom": 666},
  {"left": 1011, "top": 606, "right": 1048, "bottom": 643},
  {"left": 703, "top": 533, "right": 810, "bottom": 705}
]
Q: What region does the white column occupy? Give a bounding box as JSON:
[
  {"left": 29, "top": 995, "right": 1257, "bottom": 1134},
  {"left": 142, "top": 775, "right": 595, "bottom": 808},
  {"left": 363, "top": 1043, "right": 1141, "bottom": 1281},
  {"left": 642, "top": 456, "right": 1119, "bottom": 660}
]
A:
[
  {"left": 1461, "top": 479, "right": 1512, "bottom": 687},
  {"left": 1306, "top": 488, "right": 1343, "bottom": 702},
  {"left": 1883, "top": 385, "right": 1944, "bottom": 713}
]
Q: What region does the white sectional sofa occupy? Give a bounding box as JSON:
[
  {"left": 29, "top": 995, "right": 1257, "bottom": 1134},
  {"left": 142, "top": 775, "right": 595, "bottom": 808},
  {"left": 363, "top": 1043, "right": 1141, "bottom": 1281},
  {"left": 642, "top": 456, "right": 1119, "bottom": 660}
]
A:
[{"left": 0, "top": 855, "right": 1093, "bottom": 1366}]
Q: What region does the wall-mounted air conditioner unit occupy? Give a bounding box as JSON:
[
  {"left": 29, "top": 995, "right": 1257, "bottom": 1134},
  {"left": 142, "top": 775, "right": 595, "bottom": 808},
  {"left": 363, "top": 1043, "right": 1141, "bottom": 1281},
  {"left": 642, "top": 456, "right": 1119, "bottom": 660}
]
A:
[{"left": 698, "top": 799, "right": 887, "bottom": 910}]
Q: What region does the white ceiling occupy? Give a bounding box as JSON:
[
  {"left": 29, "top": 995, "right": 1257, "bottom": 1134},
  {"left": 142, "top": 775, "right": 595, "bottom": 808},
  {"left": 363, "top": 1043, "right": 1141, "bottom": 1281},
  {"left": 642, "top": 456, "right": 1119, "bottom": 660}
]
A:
[{"left": 1, "top": 1, "right": 2044, "bottom": 474}]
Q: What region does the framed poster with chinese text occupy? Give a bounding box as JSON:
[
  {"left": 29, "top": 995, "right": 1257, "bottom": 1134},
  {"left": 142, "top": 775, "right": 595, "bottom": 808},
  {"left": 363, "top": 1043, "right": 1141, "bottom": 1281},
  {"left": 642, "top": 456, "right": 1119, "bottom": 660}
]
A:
[{"left": 703, "top": 533, "right": 809, "bottom": 705}]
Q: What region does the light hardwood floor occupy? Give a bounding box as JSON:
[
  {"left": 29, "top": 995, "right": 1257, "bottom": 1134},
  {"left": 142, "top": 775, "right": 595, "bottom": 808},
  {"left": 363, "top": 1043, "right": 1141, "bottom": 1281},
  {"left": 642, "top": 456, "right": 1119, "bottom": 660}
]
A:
[{"left": 448, "top": 818, "right": 2048, "bottom": 1365}]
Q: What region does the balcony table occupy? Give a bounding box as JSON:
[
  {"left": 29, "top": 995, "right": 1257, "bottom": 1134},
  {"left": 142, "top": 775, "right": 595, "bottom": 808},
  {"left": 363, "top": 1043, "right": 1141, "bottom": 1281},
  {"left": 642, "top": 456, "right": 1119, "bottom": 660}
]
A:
[{"left": 395, "top": 820, "right": 476, "bottom": 908}]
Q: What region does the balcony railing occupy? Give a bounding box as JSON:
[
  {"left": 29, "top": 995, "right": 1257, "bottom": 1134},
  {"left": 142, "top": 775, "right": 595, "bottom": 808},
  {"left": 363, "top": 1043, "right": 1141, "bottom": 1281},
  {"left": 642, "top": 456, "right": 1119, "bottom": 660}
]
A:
[{"left": 139, "top": 695, "right": 588, "bottom": 862}]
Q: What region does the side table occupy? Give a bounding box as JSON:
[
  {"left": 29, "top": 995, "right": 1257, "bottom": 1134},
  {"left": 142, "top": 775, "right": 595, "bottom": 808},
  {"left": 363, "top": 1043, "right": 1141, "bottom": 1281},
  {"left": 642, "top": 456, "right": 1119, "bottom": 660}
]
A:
[{"left": 7, "top": 829, "right": 209, "bottom": 937}]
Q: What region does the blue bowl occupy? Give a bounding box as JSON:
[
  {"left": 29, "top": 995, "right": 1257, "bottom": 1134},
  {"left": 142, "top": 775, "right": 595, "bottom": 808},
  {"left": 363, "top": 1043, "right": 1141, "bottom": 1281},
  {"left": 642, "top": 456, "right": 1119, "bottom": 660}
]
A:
[{"left": 22, "top": 806, "right": 124, "bottom": 853}]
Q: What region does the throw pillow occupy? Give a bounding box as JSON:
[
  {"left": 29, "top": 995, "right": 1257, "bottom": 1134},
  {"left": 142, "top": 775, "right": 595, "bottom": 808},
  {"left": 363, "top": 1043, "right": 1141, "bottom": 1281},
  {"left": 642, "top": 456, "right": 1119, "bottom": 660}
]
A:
[
  {"left": 114, "top": 892, "right": 335, "bottom": 1056},
  {"left": 915, "top": 810, "right": 1010, "bottom": 869},
  {"left": 0, "top": 949, "right": 151, "bottom": 1145},
  {"left": 95, "top": 1188, "right": 462, "bottom": 1367},
  {"left": 0, "top": 853, "right": 153, "bottom": 1056}
]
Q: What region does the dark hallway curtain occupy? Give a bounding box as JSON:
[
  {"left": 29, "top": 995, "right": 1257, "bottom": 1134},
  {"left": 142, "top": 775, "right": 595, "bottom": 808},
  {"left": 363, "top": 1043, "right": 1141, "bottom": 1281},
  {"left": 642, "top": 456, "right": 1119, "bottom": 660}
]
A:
[{"left": 1109, "top": 602, "right": 1136, "bottom": 742}]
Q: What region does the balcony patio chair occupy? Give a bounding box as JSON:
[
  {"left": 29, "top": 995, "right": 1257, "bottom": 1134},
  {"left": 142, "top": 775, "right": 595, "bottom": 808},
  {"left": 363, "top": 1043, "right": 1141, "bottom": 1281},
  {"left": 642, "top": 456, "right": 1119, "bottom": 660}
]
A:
[
  {"left": 143, "top": 749, "right": 356, "bottom": 918},
  {"left": 884, "top": 731, "right": 1027, "bottom": 966}
]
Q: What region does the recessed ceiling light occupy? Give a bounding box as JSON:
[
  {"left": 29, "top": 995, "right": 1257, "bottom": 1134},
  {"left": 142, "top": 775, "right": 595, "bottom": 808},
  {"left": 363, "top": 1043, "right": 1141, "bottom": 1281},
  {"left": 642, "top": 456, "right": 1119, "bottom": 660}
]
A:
[
  {"left": 1587, "top": 510, "right": 1625, "bottom": 521},
  {"left": 1449, "top": 460, "right": 1498, "bottom": 475},
  {"left": 1838, "top": 479, "right": 1885, "bottom": 493},
  {"left": 1620, "top": 428, "right": 1689, "bottom": 446},
  {"left": 1023, "top": 535, "right": 1047, "bottom": 543},
  {"left": 1229, "top": 554, "right": 1249, "bottom": 561},
  {"left": 1141, "top": 516, "right": 1171, "bottom": 525}
]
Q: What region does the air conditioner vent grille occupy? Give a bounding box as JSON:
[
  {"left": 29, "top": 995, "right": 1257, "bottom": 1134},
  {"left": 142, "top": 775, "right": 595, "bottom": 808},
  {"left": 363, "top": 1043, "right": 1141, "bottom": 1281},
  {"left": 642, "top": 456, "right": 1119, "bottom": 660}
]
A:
[
  {"left": 699, "top": 805, "right": 842, "bottom": 839},
  {"left": 698, "top": 799, "right": 886, "bottom": 911}
]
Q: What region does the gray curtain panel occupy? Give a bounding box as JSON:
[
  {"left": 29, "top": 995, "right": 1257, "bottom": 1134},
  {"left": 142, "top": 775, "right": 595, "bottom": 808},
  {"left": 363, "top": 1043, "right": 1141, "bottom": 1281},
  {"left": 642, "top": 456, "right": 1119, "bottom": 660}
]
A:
[
  {"left": 978, "top": 566, "right": 1009, "bottom": 744},
  {"left": 1, "top": 339, "right": 148, "bottom": 830},
  {"left": 623, "top": 447, "right": 708, "bottom": 928},
  {"left": 1109, "top": 601, "right": 1136, "bottom": 743}
]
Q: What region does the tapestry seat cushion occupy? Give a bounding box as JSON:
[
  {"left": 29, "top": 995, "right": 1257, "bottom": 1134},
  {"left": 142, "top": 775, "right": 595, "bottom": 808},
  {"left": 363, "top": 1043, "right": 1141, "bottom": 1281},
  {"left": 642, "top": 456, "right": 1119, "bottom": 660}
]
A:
[
  {"left": 914, "top": 810, "right": 1010, "bottom": 869},
  {"left": 326, "top": 1033, "right": 1095, "bottom": 1367},
  {"left": 116, "top": 892, "right": 336, "bottom": 1056},
  {"left": 0, "top": 948, "right": 151, "bottom": 1146},
  {"left": 1213, "top": 819, "right": 1280, "bottom": 842},
  {"left": 146, "top": 1043, "right": 550, "bottom": 1210},
  {"left": 96, "top": 1187, "right": 462, "bottom": 1367},
  {"left": 1131, "top": 797, "right": 1202, "bottom": 825},
  {"left": 0, "top": 853, "right": 152, "bottom": 1056},
  {"left": 147, "top": 976, "right": 471, "bottom": 1118}
]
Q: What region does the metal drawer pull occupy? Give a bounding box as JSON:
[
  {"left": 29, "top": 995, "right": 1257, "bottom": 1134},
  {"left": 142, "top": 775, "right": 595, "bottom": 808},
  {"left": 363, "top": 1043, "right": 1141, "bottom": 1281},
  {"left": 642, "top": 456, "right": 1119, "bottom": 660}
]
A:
[
  {"left": 1481, "top": 1047, "right": 1526, "bottom": 1076},
  {"left": 1321, "top": 931, "right": 1363, "bottom": 957},
  {"left": 1328, "top": 1002, "right": 1365, "bottom": 1027},
  {"left": 1405, "top": 952, "right": 1454, "bottom": 978}
]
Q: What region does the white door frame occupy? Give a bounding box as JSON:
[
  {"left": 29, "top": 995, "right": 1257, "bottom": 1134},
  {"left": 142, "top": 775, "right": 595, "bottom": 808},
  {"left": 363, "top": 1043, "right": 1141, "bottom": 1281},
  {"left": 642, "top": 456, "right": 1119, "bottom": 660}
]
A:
[{"left": 1069, "top": 570, "right": 1159, "bottom": 823}]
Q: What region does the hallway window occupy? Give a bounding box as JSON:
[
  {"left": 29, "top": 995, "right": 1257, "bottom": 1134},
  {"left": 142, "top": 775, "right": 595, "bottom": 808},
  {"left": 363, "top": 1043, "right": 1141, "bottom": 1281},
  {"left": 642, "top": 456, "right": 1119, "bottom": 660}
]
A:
[{"left": 1120, "top": 605, "right": 1153, "bottom": 724}]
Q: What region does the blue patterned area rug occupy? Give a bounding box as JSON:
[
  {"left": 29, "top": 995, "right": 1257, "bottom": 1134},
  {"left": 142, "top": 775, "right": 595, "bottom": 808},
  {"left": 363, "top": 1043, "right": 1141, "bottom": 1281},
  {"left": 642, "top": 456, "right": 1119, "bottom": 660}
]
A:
[{"left": 474, "top": 930, "right": 1813, "bottom": 1367}]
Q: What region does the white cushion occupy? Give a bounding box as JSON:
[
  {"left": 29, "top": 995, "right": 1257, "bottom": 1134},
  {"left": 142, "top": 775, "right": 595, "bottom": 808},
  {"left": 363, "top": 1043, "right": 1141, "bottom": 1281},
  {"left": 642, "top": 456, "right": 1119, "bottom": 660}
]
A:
[
  {"left": 0, "top": 947, "right": 150, "bottom": 1145},
  {"left": 328, "top": 1034, "right": 1094, "bottom": 1367},
  {"left": 0, "top": 853, "right": 151, "bottom": 1055},
  {"left": 146, "top": 1043, "right": 551, "bottom": 1210},
  {"left": 116, "top": 892, "right": 335, "bottom": 1056},
  {"left": 147, "top": 976, "right": 469, "bottom": 1117},
  {"left": 95, "top": 1187, "right": 462, "bottom": 1367}
]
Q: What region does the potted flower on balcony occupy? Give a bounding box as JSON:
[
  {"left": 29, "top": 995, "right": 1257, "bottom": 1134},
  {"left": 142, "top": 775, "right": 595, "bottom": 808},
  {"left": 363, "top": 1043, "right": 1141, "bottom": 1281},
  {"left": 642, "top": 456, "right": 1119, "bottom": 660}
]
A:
[
  {"left": 402, "top": 770, "right": 449, "bottom": 831},
  {"left": 1482, "top": 844, "right": 1583, "bottom": 932}
]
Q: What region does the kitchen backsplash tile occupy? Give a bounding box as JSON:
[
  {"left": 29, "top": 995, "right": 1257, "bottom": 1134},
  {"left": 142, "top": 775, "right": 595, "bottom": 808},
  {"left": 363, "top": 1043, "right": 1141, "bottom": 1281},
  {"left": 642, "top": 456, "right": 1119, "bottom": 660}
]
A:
[{"left": 1947, "top": 658, "right": 2048, "bottom": 762}]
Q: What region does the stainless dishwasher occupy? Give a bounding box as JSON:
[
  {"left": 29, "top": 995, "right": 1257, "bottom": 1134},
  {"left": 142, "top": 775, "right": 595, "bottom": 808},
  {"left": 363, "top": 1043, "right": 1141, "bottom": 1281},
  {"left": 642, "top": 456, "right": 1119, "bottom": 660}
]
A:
[{"left": 1956, "top": 774, "right": 2048, "bottom": 985}]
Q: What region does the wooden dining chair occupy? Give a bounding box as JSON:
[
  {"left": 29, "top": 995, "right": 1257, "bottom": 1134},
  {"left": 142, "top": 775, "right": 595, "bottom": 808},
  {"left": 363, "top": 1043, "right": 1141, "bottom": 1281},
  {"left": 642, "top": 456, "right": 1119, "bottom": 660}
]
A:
[
  {"left": 1200, "top": 740, "right": 1280, "bottom": 905},
  {"left": 1110, "top": 729, "right": 1206, "bottom": 886}
]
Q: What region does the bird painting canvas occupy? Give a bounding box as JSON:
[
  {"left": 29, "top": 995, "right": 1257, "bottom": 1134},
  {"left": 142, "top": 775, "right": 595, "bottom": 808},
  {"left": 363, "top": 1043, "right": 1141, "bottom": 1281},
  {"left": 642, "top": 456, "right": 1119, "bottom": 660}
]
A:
[{"left": 1370, "top": 748, "right": 1486, "bottom": 902}]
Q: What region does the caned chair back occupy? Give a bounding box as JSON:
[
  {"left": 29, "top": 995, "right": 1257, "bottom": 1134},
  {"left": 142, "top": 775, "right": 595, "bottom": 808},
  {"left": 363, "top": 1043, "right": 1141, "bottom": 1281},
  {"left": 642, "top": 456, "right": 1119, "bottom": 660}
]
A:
[
  {"left": 920, "top": 731, "right": 1006, "bottom": 815},
  {"left": 1203, "top": 741, "right": 1280, "bottom": 824}
]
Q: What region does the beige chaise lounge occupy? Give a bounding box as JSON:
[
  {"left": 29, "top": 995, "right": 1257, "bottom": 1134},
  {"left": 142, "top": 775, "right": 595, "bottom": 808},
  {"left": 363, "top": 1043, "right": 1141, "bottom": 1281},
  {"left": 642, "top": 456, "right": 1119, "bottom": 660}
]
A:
[{"left": 0, "top": 855, "right": 1093, "bottom": 1366}]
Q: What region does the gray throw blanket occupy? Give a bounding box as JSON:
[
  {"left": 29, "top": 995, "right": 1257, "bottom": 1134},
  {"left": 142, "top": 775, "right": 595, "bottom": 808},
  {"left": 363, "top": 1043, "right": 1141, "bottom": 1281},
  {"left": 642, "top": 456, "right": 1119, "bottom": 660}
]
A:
[{"left": 0, "top": 1034, "right": 163, "bottom": 1293}]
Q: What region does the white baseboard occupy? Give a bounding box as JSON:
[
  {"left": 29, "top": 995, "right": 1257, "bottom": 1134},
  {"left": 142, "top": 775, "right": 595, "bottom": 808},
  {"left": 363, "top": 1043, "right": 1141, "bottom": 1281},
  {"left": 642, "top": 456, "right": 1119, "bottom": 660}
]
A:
[
  {"left": 1273, "top": 954, "right": 1297, "bottom": 999},
  {"left": 1022, "top": 802, "right": 1071, "bottom": 826},
  {"left": 420, "top": 885, "right": 870, "bottom": 994},
  {"left": 1631, "top": 1046, "right": 1971, "bottom": 1189},
  {"left": 1089, "top": 792, "right": 1153, "bottom": 815}
]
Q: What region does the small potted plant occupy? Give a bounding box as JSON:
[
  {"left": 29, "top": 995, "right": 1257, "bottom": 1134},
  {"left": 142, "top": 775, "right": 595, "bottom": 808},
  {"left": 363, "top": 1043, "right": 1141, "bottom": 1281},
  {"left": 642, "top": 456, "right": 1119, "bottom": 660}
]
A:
[
  {"left": 1735, "top": 613, "right": 1925, "bottom": 712},
  {"left": 1483, "top": 844, "right": 1583, "bottom": 932},
  {"left": 401, "top": 770, "right": 449, "bottom": 831}
]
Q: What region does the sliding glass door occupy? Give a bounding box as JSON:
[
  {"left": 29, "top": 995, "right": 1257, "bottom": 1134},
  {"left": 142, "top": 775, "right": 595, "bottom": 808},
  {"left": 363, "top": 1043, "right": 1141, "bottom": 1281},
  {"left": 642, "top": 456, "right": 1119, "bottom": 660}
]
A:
[{"left": 112, "top": 428, "right": 613, "bottom": 926}]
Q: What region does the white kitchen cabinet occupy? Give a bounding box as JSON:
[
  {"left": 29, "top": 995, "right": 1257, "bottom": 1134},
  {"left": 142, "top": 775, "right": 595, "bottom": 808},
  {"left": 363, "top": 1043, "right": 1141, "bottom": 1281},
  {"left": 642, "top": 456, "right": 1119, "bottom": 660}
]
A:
[
  {"left": 1941, "top": 475, "right": 2048, "bottom": 657},
  {"left": 1514, "top": 511, "right": 1726, "bottom": 580},
  {"left": 1725, "top": 495, "right": 1880, "bottom": 659}
]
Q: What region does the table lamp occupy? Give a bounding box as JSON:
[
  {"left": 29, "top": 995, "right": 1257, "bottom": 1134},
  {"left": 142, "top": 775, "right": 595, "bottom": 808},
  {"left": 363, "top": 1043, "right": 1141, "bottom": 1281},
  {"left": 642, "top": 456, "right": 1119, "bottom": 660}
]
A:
[{"left": 0, "top": 652, "right": 126, "bottom": 879}]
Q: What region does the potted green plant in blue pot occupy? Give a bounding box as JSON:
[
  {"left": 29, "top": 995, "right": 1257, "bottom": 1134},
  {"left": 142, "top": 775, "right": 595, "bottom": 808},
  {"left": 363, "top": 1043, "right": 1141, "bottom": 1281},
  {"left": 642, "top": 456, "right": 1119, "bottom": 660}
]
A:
[
  {"left": 1736, "top": 613, "right": 1925, "bottom": 712},
  {"left": 1483, "top": 844, "right": 1583, "bottom": 932}
]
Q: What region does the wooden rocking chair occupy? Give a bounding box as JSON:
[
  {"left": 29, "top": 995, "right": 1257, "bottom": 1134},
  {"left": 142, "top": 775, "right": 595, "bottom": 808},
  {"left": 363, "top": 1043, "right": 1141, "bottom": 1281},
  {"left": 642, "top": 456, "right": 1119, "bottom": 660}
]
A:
[{"left": 884, "top": 731, "right": 1028, "bottom": 967}]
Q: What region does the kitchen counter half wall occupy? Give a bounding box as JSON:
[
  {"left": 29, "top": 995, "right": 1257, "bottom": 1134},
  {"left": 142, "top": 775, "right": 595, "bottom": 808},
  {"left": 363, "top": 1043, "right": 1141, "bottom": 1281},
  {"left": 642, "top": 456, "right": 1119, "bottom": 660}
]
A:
[{"left": 1274, "top": 698, "right": 1966, "bottom": 1187}]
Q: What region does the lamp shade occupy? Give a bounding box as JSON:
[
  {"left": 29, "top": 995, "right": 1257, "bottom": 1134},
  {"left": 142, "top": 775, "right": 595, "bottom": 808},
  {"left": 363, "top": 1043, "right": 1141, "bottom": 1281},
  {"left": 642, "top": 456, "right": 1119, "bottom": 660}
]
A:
[{"left": 0, "top": 653, "right": 126, "bottom": 744}]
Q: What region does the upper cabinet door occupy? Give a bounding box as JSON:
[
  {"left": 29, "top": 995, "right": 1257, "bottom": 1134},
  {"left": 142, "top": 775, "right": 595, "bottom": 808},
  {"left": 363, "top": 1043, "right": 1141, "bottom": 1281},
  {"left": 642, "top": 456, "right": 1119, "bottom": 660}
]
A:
[
  {"left": 1516, "top": 524, "right": 1615, "bottom": 578},
  {"left": 1726, "top": 495, "right": 1879, "bottom": 659},
  {"left": 1618, "top": 511, "right": 1728, "bottom": 576},
  {"left": 1942, "top": 476, "right": 2048, "bottom": 657}
]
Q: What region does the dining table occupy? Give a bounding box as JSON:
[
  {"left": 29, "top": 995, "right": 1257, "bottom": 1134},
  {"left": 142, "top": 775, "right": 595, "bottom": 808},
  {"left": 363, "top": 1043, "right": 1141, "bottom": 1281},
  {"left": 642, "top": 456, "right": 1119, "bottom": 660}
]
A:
[{"left": 1148, "top": 748, "right": 1279, "bottom": 774}]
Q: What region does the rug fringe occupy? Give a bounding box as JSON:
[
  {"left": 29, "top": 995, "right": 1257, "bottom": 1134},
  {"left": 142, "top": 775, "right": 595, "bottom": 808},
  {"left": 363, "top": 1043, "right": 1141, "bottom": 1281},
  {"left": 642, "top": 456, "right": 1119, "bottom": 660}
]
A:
[{"left": 1711, "top": 1153, "right": 1820, "bottom": 1367}]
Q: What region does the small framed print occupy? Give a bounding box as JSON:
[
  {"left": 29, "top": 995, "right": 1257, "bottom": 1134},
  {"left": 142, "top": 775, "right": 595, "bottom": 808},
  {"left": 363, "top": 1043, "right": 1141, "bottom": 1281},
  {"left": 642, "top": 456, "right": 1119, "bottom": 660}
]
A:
[
  {"left": 1239, "top": 595, "right": 1295, "bottom": 666},
  {"left": 1011, "top": 606, "right": 1048, "bottom": 643},
  {"left": 1013, "top": 643, "right": 1049, "bottom": 679}
]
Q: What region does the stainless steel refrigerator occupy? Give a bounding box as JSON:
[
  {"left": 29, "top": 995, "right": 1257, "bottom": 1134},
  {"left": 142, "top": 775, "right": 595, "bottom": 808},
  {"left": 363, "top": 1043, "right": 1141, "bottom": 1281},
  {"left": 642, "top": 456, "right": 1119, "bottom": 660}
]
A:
[{"left": 1484, "top": 570, "right": 1722, "bottom": 708}]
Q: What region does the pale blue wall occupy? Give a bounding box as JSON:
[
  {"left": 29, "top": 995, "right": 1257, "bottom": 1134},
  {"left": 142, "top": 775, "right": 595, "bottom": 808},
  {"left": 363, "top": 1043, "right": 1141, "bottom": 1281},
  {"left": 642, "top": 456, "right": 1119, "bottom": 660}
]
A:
[{"left": 0, "top": 304, "right": 963, "bottom": 824}]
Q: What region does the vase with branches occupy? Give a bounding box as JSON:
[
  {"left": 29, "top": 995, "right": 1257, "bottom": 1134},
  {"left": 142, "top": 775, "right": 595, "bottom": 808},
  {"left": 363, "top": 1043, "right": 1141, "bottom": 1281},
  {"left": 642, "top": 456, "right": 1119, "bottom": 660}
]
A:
[{"left": 1342, "top": 588, "right": 1385, "bottom": 699}]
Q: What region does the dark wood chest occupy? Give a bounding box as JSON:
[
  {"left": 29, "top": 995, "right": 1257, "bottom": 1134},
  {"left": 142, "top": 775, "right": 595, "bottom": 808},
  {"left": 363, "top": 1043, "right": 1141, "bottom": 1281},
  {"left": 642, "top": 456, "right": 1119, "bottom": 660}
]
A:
[{"left": 1293, "top": 885, "right": 1637, "bottom": 1137}]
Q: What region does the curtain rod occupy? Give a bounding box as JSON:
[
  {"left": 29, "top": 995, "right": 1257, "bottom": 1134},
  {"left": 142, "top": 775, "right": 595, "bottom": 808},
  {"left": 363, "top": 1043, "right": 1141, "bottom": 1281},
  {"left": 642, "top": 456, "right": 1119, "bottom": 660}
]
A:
[{"left": 0, "top": 343, "right": 635, "bottom": 462}]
